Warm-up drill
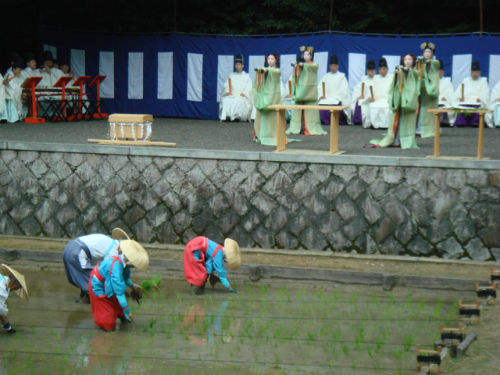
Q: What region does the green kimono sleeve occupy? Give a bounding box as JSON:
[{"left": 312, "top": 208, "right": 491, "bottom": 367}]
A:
[
  {"left": 292, "top": 63, "right": 318, "bottom": 103},
  {"left": 253, "top": 68, "right": 282, "bottom": 110},
  {"left": 422, "top": 60, "right": 440, "bottom": 98},
  {"left": 401, "top": 69, "right": 419, "bottom": 112}
]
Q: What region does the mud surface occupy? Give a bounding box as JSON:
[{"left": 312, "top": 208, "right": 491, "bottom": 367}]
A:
[{"left": 0, "top": 268, "right": 498, "bottom": 375}]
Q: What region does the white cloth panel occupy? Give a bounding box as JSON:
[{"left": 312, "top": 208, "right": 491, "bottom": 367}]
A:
[
  {"left": 128, "top": 52, "right": 144, "bottom": 100},
  {"left": 187, "top": 53, "right": 203, "bottom": 102},
  {"left": 43, "top": 44, "right": 57, "bottom": 59},
  {"left": 248, "top": 55, "right": 265, "bottom": 81},
  {"left": 314, "top": 52, "right": 328, "bottom": 83},
  {"left": 99, "top": 51, "right": 115, "bottom": 98},
  {"left": 157, "top": 52, "right": 174, "bottom": 100},
  {"left": 280, "top": 54, "right": 296, "bottom": 85},
  {"left": 348, "top": 53, "right": 366, "bottom": 91},
  {"left": 488, "top": 54, "right": 500, "bottom": 90},
  {"left": 70, "top": 49, "right": 85, "bottom": 78},
  {"left": 217, "top": 55, "right": 234, "bottom": 102},
  {"left": 452, "top": 54, "right": 472, "bottom": 90},
  {"left": 382, "top": 55, "right": 401, "bottom": 74}
]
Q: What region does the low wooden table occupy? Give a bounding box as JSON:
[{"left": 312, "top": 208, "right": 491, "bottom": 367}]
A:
[
  {"left": 267, "top": 104, "right": 347, "bottom": 154},
  {"left": 427, "top": 108, "right": 492, "bottom": 159}
]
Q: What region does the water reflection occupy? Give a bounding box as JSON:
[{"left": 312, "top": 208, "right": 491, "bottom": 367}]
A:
[{"left": 183, "top": 299, "right": 240, "bottom": 346}]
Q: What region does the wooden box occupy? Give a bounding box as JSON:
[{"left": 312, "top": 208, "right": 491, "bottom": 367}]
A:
[{"left": 108, "top": 114, "right": 153, "bottom": 141}]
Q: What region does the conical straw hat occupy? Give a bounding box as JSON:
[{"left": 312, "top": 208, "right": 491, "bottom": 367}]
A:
[
  {"left": 0, "top": 264, "right": 29, "bottom": 301},
  {"left": 224, "top": 238, "right": 241, "bottom": 270},
  {"left": 111, "top": 228, "right": 130, "bottom": 240},
  {"left": 120, "top": 240, "right": 149, "bottom": 271}
]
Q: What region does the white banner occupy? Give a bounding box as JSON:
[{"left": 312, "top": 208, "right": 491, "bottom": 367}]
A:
[
  {"left": 70, "top": 49, "right": 85, "bottom": 78},
  {"left": 157, "top": 52, "right": 174, "bottom": 100},
  {"left": 452, "top": 54, "right": 472, "bottom": 90},
  {"left": 217, "top": 55, "right": 234, "bottom": 102},
  {"left": 99, "top": 51, "right": 115, "bottom": 99},
  {"left": 348, "top": 53, "right": 366, "bottom": 91},
  {"left": 128, "top": 52, "right": 144, "bottom": 100},
  {"left": 187, "top": 53, "right": 203, "bottom": 102}
]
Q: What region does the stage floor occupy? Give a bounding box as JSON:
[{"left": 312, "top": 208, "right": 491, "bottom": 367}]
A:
[{"left": 1, "top": 118, "right": 499, "bottom": 160}]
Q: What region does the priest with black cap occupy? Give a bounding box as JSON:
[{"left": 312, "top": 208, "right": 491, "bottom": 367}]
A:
[
  {"left": 23, "top": 52, "right": 40, "bottom": 79},
  {"left": 369, "top": 57, "right": 393, "bottom": 129},
  {"left": 219, "top": 54, "right": 253, "bottom": 122},
  {"left": 454, "top": 61, "right": 491, "bottom": 126},
  {"left": 350, "top": 59, "right": 377, "bottom": 127},
  {"left": 318, "top": 54, "right": 351, "bottom": 125}
]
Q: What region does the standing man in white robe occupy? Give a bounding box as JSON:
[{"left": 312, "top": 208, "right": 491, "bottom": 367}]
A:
[
  {"left": 1, "top": 57, "right": 24, "bottom": 123},
  {"left": 318, "top": 55, "right": 351, "bottom": 125},
  {"left": 219, "top": 54, "right": 253, "bottom": 122},
  {"left": 350, "top": 60, "right": 376, "bottom": 127},
  {"left": 436, "top": 59, "right": 456, "bottom": 126},
  {"left": 486, "top": 80, "right": 500, "bottom": 128},
  {"left": 453, "top": 61, "right": 490, "bottom": 126}
]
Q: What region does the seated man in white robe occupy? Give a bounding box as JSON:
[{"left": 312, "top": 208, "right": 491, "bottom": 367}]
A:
[
  {"left": 22, "top": 53, "right": 40, "bottom": 79},
  {"left": 38, "top": 50, "right": 64, "bottom": 88},
  {"left": 318, "top": 55, "right": 351, "bottom": 125},
  {"left": 369, "top": 57, "right": 392, "bottom": 129},
  {"left": 219, "top": 54, "right": 253, "bottom": 122},
  {"left": 350, "top": 59, "right": 376, "bottom": 127},
  {"left": 486, "top": 80, "right": 500, "bottom": 128},
  {"left": 453, "top": 61, "right": 490, "bottom": 126},
  {"left": 436, "top": 59, "right": 456, "bottom": 126}
]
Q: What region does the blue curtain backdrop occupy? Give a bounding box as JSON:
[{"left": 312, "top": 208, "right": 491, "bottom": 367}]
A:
[{"left": 41, "top": 29, "right": 500, "bottom": 120}]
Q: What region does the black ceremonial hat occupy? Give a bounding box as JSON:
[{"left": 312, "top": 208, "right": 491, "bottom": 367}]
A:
[
  {"left": 438, "top": 59, "right": 444, "bottom": 70},
  {"left": 471, "top": 61, "right": 480, "bottom": 71},
  {"left": 367, "top": 60, "right": 376, "bottom": 70},
  {"left": 329, "top": 55, "right": 338, "bottom": 65},
  {"left": 25, "top": 52, "right": 36, "bottom": 62},
  {"left": 378, "top": 57, "right": 387, "bottom": 68},
  {"left": 235, "top": 54, "right": 244, "bottom": 64}
]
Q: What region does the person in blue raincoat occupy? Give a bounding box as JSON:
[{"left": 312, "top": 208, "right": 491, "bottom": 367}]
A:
[{"left": 88, "top": 240, "right": 148, "bottom": 331}]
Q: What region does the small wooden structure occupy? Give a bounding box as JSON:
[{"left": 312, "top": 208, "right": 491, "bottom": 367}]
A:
[
  {"left": 475, "top": 282, "right": 497, "bottom": 303},
  {"left": 427, "top": 108, "right": 492, "bottom": 159},
  {"left": 458, "top": 300, "right": 481, "bottom": 323},
  {"left": 490, "top": 267, "right": 500, "bottom": 283},
  {"left": 88, "top": 113, "right": 176, "bottom": 147},
  {"left": 440, "top": 322, "right": 464, "bottom": 346},
  {"left": 416, "top": 344, "right": 442, "bottom": 374},
  {"left": 267, "top": 104, "right": 347, "bottom": 154}
]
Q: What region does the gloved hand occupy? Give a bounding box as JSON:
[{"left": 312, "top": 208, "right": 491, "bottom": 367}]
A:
[
  {"left": 130, "top": 285, "right": 143, "bottom": 304},
  {"left": 229, "top": 288, "right": 238, "bottom": 294}
]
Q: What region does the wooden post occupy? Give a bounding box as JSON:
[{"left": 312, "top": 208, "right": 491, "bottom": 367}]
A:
[
  {"left": 477, "top": 113, "right": 485, "bottom": 159},
  {"left": 288, "top": 80, "right": 292, "bottom": 96},
  {"left": 328, "top": 0, "right": 334, "bottom": 32},
  {"left": 461, "top": 83, "right": 464, "bottom": 101},
  {"left": 322, "top": 81, "right": 326, "bottom": 98},
  {"left": 361, "top": 82, "right": 365, "bottom": 98},
  {"left": 228, "top": 78, "right": 232, "bottom": 96},
  {"left": 276, "top": 109, "right": 286, "bottom": 152},
  {"left": 433, "top": 112, "right": 441, "bottom": 157},
  {"left": 369, "top": 85, "right": 374, "bottom": 100},
  {"left": 329, "top": 110, "right": 339, "bottom": 154},
  {"left": 479, "top": 0, "right": 484, "bottom": 35}
]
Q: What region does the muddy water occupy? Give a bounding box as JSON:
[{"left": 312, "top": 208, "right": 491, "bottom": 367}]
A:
[{"left": 0, "top": 268, "right": 494, "bottom": 375}]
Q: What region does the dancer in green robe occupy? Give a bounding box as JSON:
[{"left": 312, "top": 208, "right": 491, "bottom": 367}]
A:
[
  {"left": 287, "top": 47, "right": 326, "bottom": 136},
  {"left": 253, "top": 67, "right": 282, "bottom": 145},
  {"left": 370, "top": 53, "right": 419, "bottom": 149},
  {"left": 415, "top": 42, "right": 440, "bottom": 138}
]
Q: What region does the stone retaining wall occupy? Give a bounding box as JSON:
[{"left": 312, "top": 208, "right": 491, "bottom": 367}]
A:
[{"left": 1, "top": 146, "right": 499, "bottom": 260}]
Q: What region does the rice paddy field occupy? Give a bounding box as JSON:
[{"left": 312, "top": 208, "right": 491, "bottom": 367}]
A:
[{"left": 0, "top": 268, "right": 499, "bottom": 375}]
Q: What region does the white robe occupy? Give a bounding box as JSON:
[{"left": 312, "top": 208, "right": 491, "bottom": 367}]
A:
[
  {"left": 22, "top": 67, "right": 42, "bottom": 79},
  {"left": 453, "top": 76, "right": 490, "bottom": 107},
  {"left": 369, "top": 73, "right": 392, "bottom": 129},
  {"left": 3, "top": 71, "right": 24, "bottom": 119},
  {"left": 438, "top": 76, "right": 457, "bottom": 124},
  {"left": 486, "top": 80, "right": 500, "bottom": 128},
  {"left": 0, "top": 73, "right": 6, "bottom": 116},
  {"left": 219, "top": 71, "right": 253, "bottom": 121},
  {"left": 318, "top": 71, "right": 351, "bottom": 122},
  {"left": 0, "top": 275, "right": 10, "bottom": 316},
  {"left": 454, "top": 76, "right": 491, "bottom": 127},
  {"left": 350, "top": 75, "right": 376, "bottom": 128}
]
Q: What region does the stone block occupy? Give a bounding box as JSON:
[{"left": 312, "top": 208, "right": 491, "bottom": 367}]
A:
[
  {"left": 381, "top": 166, "right": 403, "bottom": 184},
  {"left": 437, "top": 237, "right": 464, "bottom": 259},
  {"left": 465, "top": 238, "right": 491, "bottom": 261},
  {"left": 333, "top": 165, "right": 357, "bottom": 182}
]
